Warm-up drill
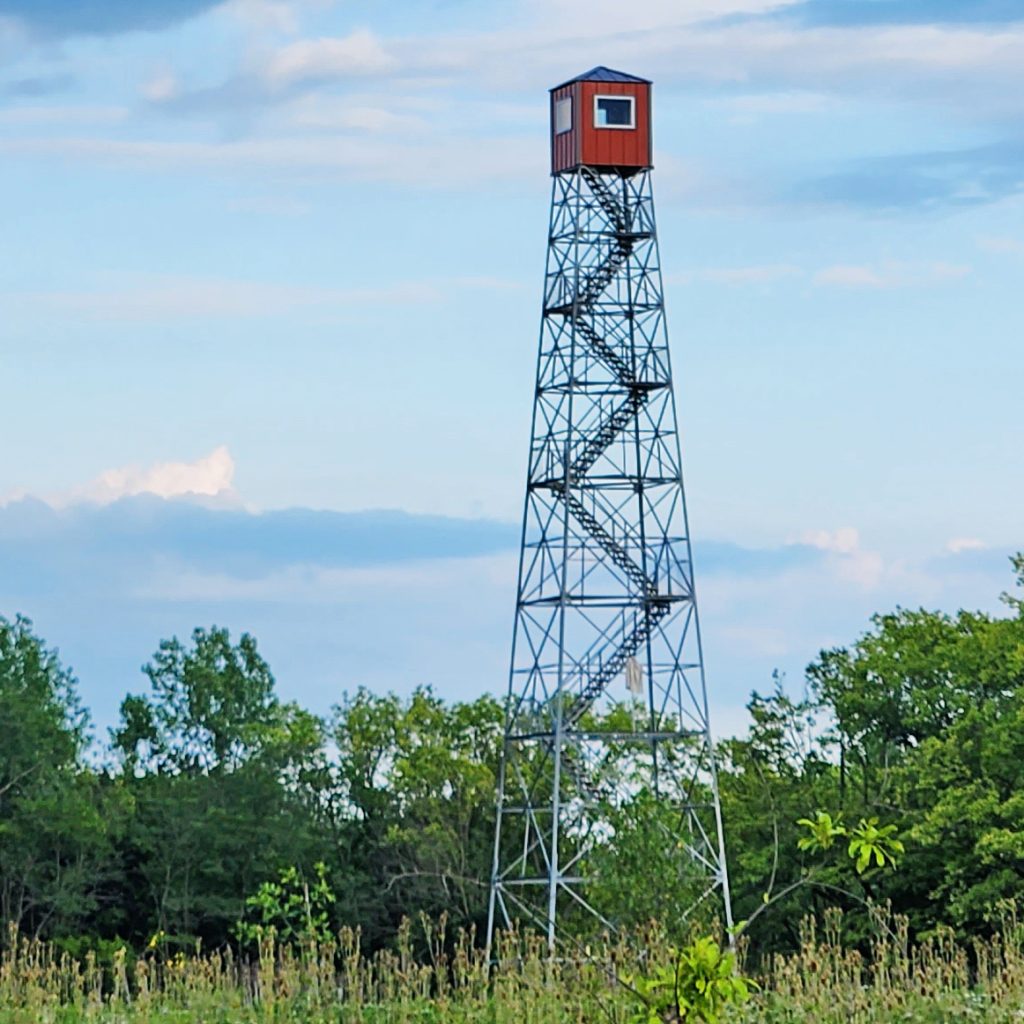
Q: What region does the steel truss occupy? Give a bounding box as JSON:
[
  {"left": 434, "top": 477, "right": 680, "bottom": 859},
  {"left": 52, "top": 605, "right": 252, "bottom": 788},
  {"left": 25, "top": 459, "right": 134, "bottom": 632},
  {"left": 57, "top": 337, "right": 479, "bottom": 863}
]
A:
[{"left": 487, "top": 167, "right": 732, "bottom": 951}]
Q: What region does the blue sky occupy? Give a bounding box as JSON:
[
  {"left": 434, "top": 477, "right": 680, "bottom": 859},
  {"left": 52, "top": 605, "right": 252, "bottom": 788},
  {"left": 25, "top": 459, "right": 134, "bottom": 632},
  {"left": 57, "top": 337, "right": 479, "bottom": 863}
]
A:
[{"left": 0, "top": 0, "right": 1021, "bottom": 737}]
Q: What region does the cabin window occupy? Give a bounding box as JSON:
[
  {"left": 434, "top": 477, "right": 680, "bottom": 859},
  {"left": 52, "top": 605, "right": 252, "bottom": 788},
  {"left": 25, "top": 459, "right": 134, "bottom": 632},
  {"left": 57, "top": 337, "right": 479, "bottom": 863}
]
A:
[
  {"left": 594, "top": 95, "right": 634, "bottom": 129},
  {"left": 555, "top": 97, "right": 572, "bottom": 134}
]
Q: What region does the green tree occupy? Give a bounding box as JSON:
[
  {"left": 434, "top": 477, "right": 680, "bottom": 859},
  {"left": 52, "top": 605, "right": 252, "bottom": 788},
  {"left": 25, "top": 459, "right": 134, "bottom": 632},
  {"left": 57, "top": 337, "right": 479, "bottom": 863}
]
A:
[
  {"left": 808, "top": 606, "right": 1024, "bottom": 802},
  {"left": 0, "top": 616, "right": 122, "bottom": 939},
  {"left": 115, "top": 627, "right": 280, "bottom": 774},
  {"left": 896, "top": 684, "right": 1024, "bottom": 933},
  {"left": 587, "top": 788, "right": 719, "bottom": 937},
  {"left": 716, "top": 678, "right": 844, "bottom": 953},
  {"left": 113, "top": 627, "right": 333, "bottom": 947},
  {"left": 805, "top": 561, "right": 1024, "bottom": 935},
  {"left": 331, "top": 687, "right": 503, "bottom": 941}
]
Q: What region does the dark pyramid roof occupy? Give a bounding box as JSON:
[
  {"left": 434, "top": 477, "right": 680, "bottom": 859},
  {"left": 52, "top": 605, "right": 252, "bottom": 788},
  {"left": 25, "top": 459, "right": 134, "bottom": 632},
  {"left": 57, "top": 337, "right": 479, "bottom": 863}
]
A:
[{"left": 550, "top": 66, "right": 651, "bottom": 91}]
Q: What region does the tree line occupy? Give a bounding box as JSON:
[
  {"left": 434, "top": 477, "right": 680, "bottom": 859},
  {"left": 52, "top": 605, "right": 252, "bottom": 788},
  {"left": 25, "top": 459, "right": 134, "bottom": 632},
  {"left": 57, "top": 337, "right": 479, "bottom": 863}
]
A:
[{"left": 2, "top": 554, "right": 1022, "bottom": 958}]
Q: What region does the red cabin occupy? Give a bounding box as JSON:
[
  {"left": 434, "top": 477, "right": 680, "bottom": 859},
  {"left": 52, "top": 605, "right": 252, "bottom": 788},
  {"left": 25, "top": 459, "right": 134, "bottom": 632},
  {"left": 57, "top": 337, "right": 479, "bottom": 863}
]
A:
[{"left": 550, "top": 66, "right": 652, "bottom": 176}]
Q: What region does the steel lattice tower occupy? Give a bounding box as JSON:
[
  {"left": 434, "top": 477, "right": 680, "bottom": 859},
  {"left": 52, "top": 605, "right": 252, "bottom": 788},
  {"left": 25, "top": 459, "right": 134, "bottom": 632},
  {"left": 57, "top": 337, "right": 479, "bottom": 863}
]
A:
[{"left": 487, "top": 68, "right": 732, "bottom": 952}]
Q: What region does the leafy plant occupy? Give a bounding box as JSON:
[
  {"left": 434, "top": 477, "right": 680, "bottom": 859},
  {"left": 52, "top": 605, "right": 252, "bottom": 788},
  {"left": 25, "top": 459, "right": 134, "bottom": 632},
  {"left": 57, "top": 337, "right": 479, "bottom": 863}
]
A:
[
  {"left": 234, "top": 862, "right": 336, "bottom": 946},
  {"left": 796, "top": 811, "right": 846, "bottom": 853},
  {"left": 621, "top": 936, "right": 754, "bottom": 1023},
  {"left": 847, "top": 817, "right": 904, "bottom": 874},
  {"left": 797, "top": 811, "right": 903, "bottom": 875}
]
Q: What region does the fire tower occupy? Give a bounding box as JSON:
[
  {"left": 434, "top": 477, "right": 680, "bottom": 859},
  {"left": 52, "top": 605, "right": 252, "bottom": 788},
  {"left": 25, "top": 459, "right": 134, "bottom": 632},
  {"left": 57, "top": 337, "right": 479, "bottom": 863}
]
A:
[{"left": 487, "top": 68, "right": 732, "bottom": 951}]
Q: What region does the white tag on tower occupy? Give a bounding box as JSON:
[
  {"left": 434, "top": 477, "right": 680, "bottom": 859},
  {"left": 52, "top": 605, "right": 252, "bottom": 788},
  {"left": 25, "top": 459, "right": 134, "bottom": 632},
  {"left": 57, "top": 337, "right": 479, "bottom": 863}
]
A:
[{"left": 625, "top": 656, "right": 644, "bottom": 696}]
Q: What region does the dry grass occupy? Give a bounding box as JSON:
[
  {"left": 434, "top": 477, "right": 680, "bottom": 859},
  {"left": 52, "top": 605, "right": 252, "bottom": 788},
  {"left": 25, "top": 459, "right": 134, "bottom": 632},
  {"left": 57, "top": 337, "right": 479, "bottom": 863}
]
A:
[
  {"left": 3, "top": 909, "right": 1024, "bottom": 1022},
  {"left": 0, "top": 919, "right": 633, "bottom": 1023},
  {"left": 744, "top": 904, "right": 1024, "bottom": 1022}
]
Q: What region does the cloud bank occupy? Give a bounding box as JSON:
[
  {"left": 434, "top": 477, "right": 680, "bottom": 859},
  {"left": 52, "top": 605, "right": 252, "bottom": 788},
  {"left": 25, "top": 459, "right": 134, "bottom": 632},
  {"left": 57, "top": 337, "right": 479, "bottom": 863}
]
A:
[
  {"left": 3, "top": 0, "right": 1022, "bottom": 206},
  {"left": 0, "top": 483, "right": 1014, "bottom": 740},
  {"left": 779, "top": 0, "right": 1024, "bottom": 29},
  {"left": 0, "top": 0, "right": 223, "bottom": 37}
]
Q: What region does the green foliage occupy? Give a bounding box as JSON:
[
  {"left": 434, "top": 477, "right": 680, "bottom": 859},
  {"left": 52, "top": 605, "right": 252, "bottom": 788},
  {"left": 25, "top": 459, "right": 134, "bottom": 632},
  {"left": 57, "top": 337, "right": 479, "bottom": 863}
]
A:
[
  {"left": 587, "top": 788, "right": 718, "bottom": 938},
  {"left": 796, "top": 811, "right": 846, "bottom": 853},
  {"left": 622, "top": 936, "right": 753, "bottom": 1023},
  {"left": 1, "top": 551, "right": 1024, "bottom": 966},
  {"left": 235, "top": 862, "right": 336, "bottom": 946},
  {"left": 847, "top": 817, "right": 904, "bottom": 875},
  {"left": 718, "top": 557, "right": 1024, "bottom": 954},
  {"left": 114, "top": 626, "right": 280, "bottom": 774},
  {"left": 112, "top": 627, "right": 335, "bottom": 947},
  {"left": 331, "top": 686, "right": 503, "bottom": 941},
  {"left": 796, "top": 812, "right": 903, "bottom": 874},
  {"left": 0, "top": 616, "right": 122, "bottom": 939}
]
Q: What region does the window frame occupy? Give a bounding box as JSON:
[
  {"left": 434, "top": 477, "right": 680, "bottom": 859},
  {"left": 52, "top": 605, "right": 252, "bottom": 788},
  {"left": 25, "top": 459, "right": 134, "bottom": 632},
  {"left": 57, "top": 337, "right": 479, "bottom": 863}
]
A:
[
  {"left": 554, "top": 96, "right": 573, "bottom": 135},
  {"left": 593, "top": 93, "right": 636, "bottom": 130}
]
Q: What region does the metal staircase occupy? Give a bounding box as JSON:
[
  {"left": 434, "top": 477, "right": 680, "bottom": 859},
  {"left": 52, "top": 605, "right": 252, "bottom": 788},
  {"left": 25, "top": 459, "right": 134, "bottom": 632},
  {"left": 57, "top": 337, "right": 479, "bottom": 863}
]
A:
[
  {"left": 564, "top": 600, "right": 671, "bottom": 727},
  {"left": 571, "top": 316, "right": 633, "bottom": 383},
  {"left": 543, "top": 168, "right": 670, "bottom": 723},
  {"left": 558, "top": 490, "right": 652, "bottom": 596},
  {"left": 566, "top": 389, "right": 648, "bottom": 481},
  {"left": 581, "top": 166, "right": 628, "bottom": 232}
]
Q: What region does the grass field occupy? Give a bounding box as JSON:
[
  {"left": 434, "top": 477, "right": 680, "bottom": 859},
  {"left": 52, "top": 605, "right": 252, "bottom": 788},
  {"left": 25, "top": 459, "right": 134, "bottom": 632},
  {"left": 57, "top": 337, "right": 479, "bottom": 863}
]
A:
[{"left": 3, "top": 911, "right": 1024, "bottom": 1023}]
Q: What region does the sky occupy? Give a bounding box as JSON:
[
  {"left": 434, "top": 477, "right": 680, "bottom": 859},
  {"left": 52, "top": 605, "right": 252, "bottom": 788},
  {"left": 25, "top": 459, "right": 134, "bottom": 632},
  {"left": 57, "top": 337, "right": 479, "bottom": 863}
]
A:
[{"left": 0, "top": 0, "right": 1022, "bottom": 740}]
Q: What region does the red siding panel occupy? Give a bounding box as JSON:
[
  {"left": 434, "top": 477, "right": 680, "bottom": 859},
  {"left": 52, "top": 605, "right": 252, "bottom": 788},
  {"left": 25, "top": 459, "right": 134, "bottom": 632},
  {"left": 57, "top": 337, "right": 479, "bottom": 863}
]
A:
[
  {"left": 551, "top": 78, "right": 651, "bottom": 174},
  {"left": 580, "top": 81, "right": 650, "bottom": 171},
  {"left": 550, "top": 83, "right": 582, "bottom": 174}
]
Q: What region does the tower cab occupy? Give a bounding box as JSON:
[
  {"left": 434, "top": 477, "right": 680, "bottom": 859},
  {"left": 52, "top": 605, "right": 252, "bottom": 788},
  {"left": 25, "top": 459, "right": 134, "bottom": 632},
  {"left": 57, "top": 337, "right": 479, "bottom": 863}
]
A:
[{"left": 550, "top": 66, "right": 652, "bottom": 176}]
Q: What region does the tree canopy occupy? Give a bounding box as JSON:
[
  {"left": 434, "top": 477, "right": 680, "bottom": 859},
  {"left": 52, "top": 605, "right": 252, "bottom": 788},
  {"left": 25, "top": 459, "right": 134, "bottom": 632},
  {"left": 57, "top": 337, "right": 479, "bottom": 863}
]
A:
[{"left": 1, "top": 556, "right": 1023, "bottom": 957}]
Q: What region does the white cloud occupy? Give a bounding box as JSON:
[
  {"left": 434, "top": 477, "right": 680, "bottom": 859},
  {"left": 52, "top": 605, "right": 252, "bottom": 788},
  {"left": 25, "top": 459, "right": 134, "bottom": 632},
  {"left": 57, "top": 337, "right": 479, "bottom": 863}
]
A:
[
  {"left": 5, "top": 2, "right": 1024, "bottom": 208},
  {"left": 394, "top": 18, "right": 1024, "bottom": 117},
  {"left": 223, "top": 0, "right": 301, "bottom": 35},
  {"left": 524, "top": 0, "right": 792, "bottom": 34},
  {"left": 813, "top": 261, "right": 971, "bottom": 288},
  {"left": 0, "top": 132, "right": 543, "bottom": 186},
  {"left": 695, "top": 532, "right": 1012, "bottom": 717},
  {"left": 0, "top": 446, "right": 239, "bottom": 509},
  {"left": 795, "top": 527, "right": 885, "bottom": 588},
  {"left": 130, "top": 7, "right": 1024, "bottom": 135},
  {"left": 263, "top": 29, "right": 397, "bottom": 88},
  {"left": 947, "top": 537, "right": 988, "bottom": 554},
  {"left": 1, "top": 447, "right": 238, "bottom": 508},
  {"left": 814, "top": 264, "right": 888, "bottom": 288},
  {"left": 0, "top": 106, "right": 128, "bottom": 126},
  {"left": 2, "top": 474, "right": 1010, "bottom": 734},
  {"left": 141, "top": 70, "right": 181, "bottom": 103},
  {"left": 83, "top": 446, "right": 236, "bottom": 504},
  {"left": 5, "top": 273, "right": 529, "bottom": 322},
  {"left": 7, "top": 12, "right": 1024, "bottom": 199},
  {"left": 836, "top": 550, "right": 886, "bottom": 589},
  {"left": 282, "top": 95, "right": 428, "bottom": 133},
  {"left": 978, "top": 236, "right": 1024, "bottom": 254},
  {"left": 671, "top": 264, "right": 801, "bottom": 285},
  {"left": 799, "top": 527, "right": 860, "bottom": 554}
]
